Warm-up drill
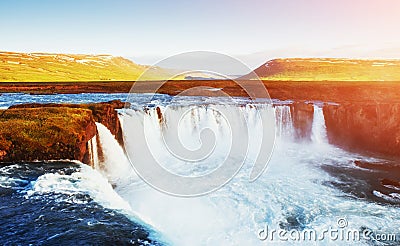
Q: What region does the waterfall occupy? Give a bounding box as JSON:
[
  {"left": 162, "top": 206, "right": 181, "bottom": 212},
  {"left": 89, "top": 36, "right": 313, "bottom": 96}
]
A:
[
  {"left": 121, "top": 104, "right": 275, "bottom": 184},
  {"left": 94, "top": 123, "right": 165, "bottom": 241},
  {"left": 273, "top": 105, "right": 294, "bottom": 140},
  {"left": 93, "top": 102, "right": 400, "bottom": 246},
  {"left": 87, "top": 136, "right": 99, "bottom": 169},
  {"left": 95, "top": 123, "right": 139, "bottom": 186},
  {"left": 311, "top": 105, "right": 328, "bottom": 144},
  {"left": 273, "top": 103, "right": 329, "bottom": 144},
  {"left": 94, "top": 103, "right": 328, "bottom": 186}
]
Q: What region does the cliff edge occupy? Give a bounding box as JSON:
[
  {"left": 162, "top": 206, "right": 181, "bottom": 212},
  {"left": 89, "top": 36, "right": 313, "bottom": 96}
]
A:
[{"left": 0, "top": 100, "right": 126, "bottom": 164}]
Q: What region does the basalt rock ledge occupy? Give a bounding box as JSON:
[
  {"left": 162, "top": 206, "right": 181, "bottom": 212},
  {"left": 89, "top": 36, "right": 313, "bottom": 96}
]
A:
[{"left": 0, "top": 100, "right": 126, "bottom": 164}]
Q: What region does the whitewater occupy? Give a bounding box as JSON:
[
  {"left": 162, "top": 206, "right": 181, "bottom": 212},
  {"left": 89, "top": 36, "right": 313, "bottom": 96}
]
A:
[
  {"left": 94, "top": 96, "right": 400, "bottom": 245},
  {"left": 1, "top": 93, "right": 399, "bottom": 245}
]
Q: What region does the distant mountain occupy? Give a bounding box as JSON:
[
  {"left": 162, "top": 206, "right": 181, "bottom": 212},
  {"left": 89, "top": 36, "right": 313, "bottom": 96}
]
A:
[
  {"left": 243, "top": 58, "right": 400, "bottom": 81},
  {"left": 0, "top": 51, "right": 174, "bottom": 82}
]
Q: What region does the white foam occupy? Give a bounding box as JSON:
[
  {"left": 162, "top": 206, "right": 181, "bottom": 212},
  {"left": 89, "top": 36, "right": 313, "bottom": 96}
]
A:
[
  {"left": 96, "top": 103, "right": 400, "bottom": 245},
  {"left": 311, "top": 105, "right": 329, "bottom": 145},
  {"left": 0, "top": 176, "right": 27, "bottom": 189},
  {"left": 274, "top": 105, "right": 294, "bottom": 140},
  {"left": 87, "top": 135, "right": 100, "bottom": 169},
  {"left": 25, "top": 164, "right": 132, "bottom": 211},
  {"left": 373, "top": 190, "right": 400, "bottom": 203},
  {"left": 95, "top": 123, "right": 140, "bottom": 187}
]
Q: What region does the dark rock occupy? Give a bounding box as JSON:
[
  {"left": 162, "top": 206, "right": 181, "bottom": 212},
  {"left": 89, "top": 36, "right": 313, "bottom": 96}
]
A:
[
  {"left": 87, "top": 100, "right": 127, "bottom": 147},
  {"left": 10, "top": 100, "right": 127, "bottom": 146},
  {"left": 290, "top": 102, "right": 314, "bottom": 140},
  {"left": 324, "top": 103, "right": 400, "bottom": 159},
  {"left": 1, "top": 100, "right": 127, "bottom": 164},
  {"left": 381, "top": 179, "right": 400, "bottom": 189}
]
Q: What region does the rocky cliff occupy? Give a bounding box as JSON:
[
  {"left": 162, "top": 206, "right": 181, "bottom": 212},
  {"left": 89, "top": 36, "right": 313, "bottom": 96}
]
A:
[
  {"left": 290, "top": 102, "right": 314, "bottom": 140},
  {"left": 87, "top": 100, "right": 126, "bottom": 146},
  {"left": 0, "top": 107, "right": 97, "bottom": 163},
  {"left": 10, "top": 100, "right": 126, "bottom": 146},
  {"left": 0, "top": 100, "right": 126, "bottom": 164},
  {"left": 324, "top": 102, "right": 400, "bottom": 159}
]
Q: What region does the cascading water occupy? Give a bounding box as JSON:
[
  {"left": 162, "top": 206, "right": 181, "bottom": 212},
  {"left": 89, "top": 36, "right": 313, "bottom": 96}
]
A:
[
  {"left": 95, "top": 123, "right": 143, "bottom": 189},
  {"left": 95, "top": 100, "right": 400, "bottom": 246},
  {"left": 121, "top": 104, "right": 274, "bottom": 181},
  {"left": 87, "top": 136, "right": 100, "bottom": 170},
  {"left": 274, "top": 105, "right": 294, "bottom": 140},
  {"left": 311, "top": 105, "right": 328, "bottom": 145}
]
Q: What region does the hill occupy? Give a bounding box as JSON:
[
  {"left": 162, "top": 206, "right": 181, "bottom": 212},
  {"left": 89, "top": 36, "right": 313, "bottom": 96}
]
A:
[
  {"left": 244, "top": 58, "right": 400, "bottom": 81},
  {"left": 0, "top": 51, "right": 172, "bottom": 82}
]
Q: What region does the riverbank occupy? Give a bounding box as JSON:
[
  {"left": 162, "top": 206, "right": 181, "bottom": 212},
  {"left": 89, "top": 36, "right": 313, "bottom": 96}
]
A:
[
  {"left": 0, "top": 100, "right": 125, "bottom": 164},
  {"left": 2, "top": 81, "right": 400, "bottom": 162},
  {"left": 1, "top": 80, "right": 400, "bottom": 103}
]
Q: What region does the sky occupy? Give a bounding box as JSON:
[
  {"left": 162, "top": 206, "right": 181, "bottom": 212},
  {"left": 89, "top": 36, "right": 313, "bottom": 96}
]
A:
[{"left": 1, "top": 0, "right": 400, "bottom": 68}]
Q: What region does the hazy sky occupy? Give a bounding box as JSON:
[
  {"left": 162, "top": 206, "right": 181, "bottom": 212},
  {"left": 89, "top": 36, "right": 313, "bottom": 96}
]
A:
[{"left": 1, "top": 0, "right": 400, "bottom": 68}]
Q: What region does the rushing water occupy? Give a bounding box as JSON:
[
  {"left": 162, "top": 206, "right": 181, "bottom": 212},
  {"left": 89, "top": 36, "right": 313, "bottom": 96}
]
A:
[
  {"left": 0, "top": 162, "right": 163, "bottom": 245},
  {"left": 0, "top": 93, "right": 399, "bottom": 245},
  {"left": 0, "top": 93, "right": 130, "bottom": 108}
]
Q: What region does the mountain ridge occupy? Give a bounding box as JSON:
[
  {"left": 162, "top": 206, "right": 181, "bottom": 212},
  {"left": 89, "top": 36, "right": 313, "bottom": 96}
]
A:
[
  {"left": 0, "top": 51, "right": 172, "bottom": 82},
  {"left": 244, "top": 58, "right": 400, "bottom": 81},
  {"left": 3, "top": 52, "right": 400, "bottom": 82}
]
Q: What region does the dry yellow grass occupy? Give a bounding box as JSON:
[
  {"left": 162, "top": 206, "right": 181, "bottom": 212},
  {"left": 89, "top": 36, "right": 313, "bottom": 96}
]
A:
[
  {"left": 0, "top": 107, "right": 95, "bottom": 161},
  {"left": 249, "top": 58, "right": 400, "bottom": 81},
  {"left": 0, "top": 51, "right": 172, "bottom": 82}
]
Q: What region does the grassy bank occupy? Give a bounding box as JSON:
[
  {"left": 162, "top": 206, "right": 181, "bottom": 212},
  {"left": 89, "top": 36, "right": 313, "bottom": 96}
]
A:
[
  {"left": 1, "top": 80, "right": 400, "bottom": 103},
  {"left": 0, "top": 107, "right": 96, "bottom": 162}
]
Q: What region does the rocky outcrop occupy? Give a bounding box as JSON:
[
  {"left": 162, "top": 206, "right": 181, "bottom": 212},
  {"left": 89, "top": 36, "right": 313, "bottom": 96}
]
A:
[
  {"left": 87, "top": 100, "right": 126, "bottom": 146},
  {"left": 1, "top": 100, "right": 127, "bottom": 164},
  {"left": 290, "top": 102, "right": 314, "bottom": 140},
  {"left": 0, "top": 107, "right": 97, "bottom": 163},
  {"left": 324, "top": 103, "right": 400, "bottom": 159},
  {"left": 10, "top": 100, "right": 127, "bottom": 146}
]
